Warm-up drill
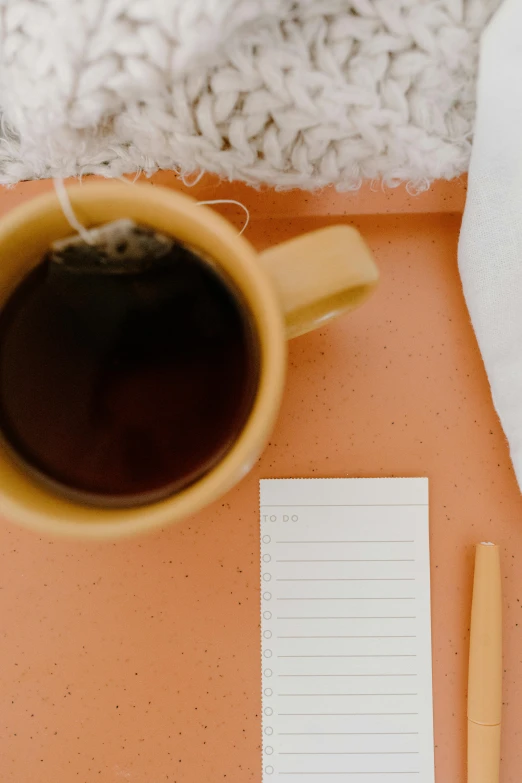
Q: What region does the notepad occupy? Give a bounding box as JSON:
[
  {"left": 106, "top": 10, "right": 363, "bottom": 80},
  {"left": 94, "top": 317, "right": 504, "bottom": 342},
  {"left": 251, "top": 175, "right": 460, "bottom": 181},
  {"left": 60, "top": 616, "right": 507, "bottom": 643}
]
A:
[{"left": 260, "top": 478, "right": 434, "bottom": 783}]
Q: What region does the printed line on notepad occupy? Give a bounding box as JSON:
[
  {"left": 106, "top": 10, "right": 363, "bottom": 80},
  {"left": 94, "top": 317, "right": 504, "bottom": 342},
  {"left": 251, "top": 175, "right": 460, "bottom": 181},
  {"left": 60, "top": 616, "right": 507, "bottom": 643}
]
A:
[
  {"left": 276, "top": 597, "right": 416, "bottom": 601},
  {"left": 278, "top": 713, "right": 419, "bottom": 716},
  {"left": 276, "top": 559, "right": 416, "bottom": 563},
  {"left": 276, "top": 578, "right": 415, "bottom": 582},
  {"left": 262, "top": 504, "right": 426, "bottom": 507},
  {"left": 277, "top": 654, "right": 417, "bottom": 658},
  {"left": 279, "top": 732, "right": 420, "bottom": 735},
  {"left": 278, "top": 674, "right": 417, "bottom": 677},
  {"left": 279, "top": 771, "right": 420, "bottom": 776},
  {"left": 277, "top": 692, "right": 420, "bottom": 698},
  {"left": 280, "top": 752, "right": 420, "bottom": 755},
  {"left": 276, "top": 635, "right": 416, "bottom": 639},
  {"left": 275, "top": 540, "right": 415, "bottom": 544}
]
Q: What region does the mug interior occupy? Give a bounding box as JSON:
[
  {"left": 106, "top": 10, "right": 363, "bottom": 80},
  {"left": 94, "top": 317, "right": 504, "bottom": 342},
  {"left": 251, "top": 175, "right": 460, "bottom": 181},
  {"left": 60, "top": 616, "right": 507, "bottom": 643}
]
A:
[{"left": 0, "top": 183, "right": 286, "bottom": 537}]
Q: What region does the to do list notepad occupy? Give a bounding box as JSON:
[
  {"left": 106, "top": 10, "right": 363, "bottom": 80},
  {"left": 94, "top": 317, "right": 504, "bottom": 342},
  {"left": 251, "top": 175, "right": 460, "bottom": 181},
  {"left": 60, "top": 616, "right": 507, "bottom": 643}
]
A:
[{"left": 260, "top": 478, "right": 434, "bottom": 783}]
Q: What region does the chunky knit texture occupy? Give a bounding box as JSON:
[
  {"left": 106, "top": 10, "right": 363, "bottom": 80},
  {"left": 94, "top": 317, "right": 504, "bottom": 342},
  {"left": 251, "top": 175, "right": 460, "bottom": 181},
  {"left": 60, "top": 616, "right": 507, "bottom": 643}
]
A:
[{"left": 0, "top": 0, "right": 499, "bottom": 189}]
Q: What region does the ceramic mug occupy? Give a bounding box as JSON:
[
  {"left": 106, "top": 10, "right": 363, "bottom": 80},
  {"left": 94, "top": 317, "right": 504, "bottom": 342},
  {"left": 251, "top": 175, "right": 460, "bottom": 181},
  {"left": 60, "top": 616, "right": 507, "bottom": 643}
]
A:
[{"left": 0, "top": 182, "right": 378, "bottom": 538}]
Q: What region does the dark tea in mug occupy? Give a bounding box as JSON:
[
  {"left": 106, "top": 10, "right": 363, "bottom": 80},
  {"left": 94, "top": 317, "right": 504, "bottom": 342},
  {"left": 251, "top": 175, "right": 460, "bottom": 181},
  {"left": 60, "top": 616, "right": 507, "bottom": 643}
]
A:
[{"left": 0, "top": 229, "right": 260, "bottom": 506}]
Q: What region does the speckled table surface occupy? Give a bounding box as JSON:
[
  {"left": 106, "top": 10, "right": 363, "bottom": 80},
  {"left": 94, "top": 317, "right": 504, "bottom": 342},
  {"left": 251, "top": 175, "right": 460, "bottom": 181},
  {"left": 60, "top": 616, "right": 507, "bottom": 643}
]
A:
[{"left": 1, "top": 175, "right": 521, "bottom": 783}]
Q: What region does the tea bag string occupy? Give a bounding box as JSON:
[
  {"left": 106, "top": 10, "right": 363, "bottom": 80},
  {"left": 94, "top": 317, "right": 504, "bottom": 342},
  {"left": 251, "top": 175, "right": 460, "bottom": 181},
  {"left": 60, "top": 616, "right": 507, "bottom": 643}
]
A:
[
  {"left": 53, "top": 178, "right": 95, "bottom": 245},
  {"left": 117, "top": 171, "right": 251, "bottom": 234},
  {"left": 195, "top": 199, "right": 249, "bottom": 235},
  {"left": 53, "top": 178, "right": 250, "bottom": 238}
]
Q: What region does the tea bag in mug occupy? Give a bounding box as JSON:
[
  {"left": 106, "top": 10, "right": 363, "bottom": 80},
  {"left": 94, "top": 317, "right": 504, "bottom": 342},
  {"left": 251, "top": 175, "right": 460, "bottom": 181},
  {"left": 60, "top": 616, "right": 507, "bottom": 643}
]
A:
[{"left": 50, "top": 219, "right": 175, "bottom": 274}]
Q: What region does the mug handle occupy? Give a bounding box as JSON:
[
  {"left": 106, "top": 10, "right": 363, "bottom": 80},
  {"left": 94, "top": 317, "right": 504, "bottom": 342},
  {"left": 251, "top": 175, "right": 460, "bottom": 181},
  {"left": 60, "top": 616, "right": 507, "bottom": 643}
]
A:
[{"left": 259, "top": 225, "right": 379, "bottom": 339}]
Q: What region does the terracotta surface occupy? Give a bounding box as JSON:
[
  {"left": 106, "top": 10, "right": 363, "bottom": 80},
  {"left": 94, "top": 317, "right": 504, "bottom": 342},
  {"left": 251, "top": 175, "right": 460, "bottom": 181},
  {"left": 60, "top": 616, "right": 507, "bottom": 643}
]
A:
[{"left": 1, "top": 173, "right": 521, "bottom": 783}]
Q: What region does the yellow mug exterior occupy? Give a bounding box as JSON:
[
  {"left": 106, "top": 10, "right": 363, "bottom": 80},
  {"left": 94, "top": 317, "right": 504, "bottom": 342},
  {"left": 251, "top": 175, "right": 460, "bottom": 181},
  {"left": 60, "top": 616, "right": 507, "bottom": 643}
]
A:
[{"left": 0, "top": 183, "right": 378, "bottom": 538}]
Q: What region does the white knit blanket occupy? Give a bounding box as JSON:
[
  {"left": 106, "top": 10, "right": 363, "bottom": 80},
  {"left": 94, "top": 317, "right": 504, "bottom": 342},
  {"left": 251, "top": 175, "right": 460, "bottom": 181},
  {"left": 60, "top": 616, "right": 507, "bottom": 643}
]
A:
[{"left": 0, "top": 0, "right": 499, "bottom": 188}]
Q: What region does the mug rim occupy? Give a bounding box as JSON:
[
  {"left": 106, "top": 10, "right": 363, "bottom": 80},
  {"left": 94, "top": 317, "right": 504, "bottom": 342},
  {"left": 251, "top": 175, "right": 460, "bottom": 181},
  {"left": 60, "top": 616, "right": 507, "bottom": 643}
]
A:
[{"left": 0, "top": 182, "right": 286, "bottom": 538}]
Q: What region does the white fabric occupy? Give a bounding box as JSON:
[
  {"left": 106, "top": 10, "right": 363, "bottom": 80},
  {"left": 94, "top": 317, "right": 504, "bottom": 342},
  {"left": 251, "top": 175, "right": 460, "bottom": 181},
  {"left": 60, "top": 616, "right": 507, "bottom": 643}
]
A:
[
  {"left": 0, "top": 0, "right": 498, "bottom": 188},
  {"left": 459, "top": 0, "right": 522, "bottom": 486}
]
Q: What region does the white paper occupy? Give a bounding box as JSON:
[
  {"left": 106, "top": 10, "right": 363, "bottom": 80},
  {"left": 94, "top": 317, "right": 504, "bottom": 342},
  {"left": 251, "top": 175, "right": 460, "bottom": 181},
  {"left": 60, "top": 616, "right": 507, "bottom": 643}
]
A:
[{"left": 260, "top": 478, "right": 434, "bottom": 783}]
